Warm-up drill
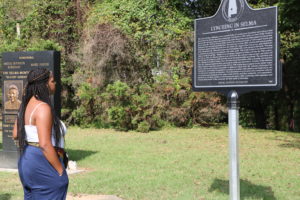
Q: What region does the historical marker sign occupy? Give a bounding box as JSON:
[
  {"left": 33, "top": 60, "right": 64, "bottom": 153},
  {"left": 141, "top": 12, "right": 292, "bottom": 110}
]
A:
[
  {"left": 0, "top": 51, "right": 61, "bottom": 168},
  {"left": 193, "top": 0, "right": 281, "bottom": 93},
  {"left": 193, "top": 1, "right": 281, "bottom": 199}
]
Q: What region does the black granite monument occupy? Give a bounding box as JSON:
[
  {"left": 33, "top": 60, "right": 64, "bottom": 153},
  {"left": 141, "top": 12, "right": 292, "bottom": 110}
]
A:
[{"left": 0, "top": 51, "right": 61, "bottom": 168}]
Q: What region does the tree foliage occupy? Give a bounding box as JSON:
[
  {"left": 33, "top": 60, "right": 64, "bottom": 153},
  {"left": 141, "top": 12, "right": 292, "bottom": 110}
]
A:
[
  {"left": 0, "top": 0, "right": 299, "bottom": 132},
  {"left": 238, "top": 0, "right": 300, "bottom": 131}
]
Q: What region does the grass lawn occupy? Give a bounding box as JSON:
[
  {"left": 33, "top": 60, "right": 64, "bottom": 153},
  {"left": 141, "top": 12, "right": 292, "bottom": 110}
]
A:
[{"left": 1, "top": 126, "right": 300, "bottom": 200}]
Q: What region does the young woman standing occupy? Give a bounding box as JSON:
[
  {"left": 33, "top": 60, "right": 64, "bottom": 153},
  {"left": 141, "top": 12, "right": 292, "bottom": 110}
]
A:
[{"left": 13, "top": 68, "right": 68, "bottom": 199}]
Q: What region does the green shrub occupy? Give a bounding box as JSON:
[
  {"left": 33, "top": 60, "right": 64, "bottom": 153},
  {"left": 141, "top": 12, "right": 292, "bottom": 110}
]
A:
[
  {"left": 71, "top": 82, "right": 104, "bottom": 127},
  {"left": 137, "top": 121, "right": 151, "bottom": 133},
  {"left": 102, "top": 81, "right": 167, "bottom": 131},
  {"left": 239, "top": 108, "right": 256, "bottom": 128},
  {"left": 102, "top": 81, "right": 133, "bottom": 131},
  {"left": 26, "top": 39, "right": 62, "bottom": 51}
]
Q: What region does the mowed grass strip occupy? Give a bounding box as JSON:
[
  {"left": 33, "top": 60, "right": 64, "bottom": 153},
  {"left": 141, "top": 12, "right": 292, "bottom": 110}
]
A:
[{"left": 1, "top": 127, "right": 300, "bottom": 200}]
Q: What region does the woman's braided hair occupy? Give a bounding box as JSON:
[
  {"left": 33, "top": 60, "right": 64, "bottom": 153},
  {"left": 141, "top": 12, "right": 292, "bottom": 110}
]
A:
[{"left": 17, "top": 68, "right": 62, "bottom": 153}]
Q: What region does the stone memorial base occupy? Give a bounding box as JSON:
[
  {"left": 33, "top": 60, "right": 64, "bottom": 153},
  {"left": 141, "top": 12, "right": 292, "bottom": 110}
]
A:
[{"left": 0, "top": 151, "right": 19, "bottom": 169}]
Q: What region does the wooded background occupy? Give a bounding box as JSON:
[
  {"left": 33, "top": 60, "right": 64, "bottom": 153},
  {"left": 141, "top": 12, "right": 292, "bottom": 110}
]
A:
[{"left": 0, "top": 0, "right": 299, "bottom": 132}]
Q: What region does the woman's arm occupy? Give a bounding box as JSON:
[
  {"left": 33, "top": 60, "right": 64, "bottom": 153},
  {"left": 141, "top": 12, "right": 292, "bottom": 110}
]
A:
[
  {"left": 12, "top": 120, "right": 18, "bottom": 139},
  {"left": 36, "top": 104, "right": 64, "bottom": 175}
]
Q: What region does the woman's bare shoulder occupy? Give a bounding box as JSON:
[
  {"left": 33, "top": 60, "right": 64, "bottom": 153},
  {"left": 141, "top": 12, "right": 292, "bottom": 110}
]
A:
[
  {"left": 36, "top": 101, "right": 51, "bottom": 110},
  {"left": 35, "top": 102, "right": 52, "bottom": 117}
]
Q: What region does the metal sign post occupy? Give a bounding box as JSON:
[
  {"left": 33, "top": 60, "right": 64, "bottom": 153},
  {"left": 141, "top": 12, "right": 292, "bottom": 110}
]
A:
[{"left": 227, "top": 90, "right": 240, "bottom": 200}]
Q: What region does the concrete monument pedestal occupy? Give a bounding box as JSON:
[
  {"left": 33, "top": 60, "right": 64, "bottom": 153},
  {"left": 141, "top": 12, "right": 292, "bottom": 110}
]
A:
[{"left": 0, "top": 151, "right": 19, "bottom": 168}]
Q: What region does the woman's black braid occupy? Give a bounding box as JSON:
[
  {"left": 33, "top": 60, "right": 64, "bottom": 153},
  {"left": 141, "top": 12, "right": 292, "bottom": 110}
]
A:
[{"left": 17, "top": 68, "right": 63, "bottom": 153}]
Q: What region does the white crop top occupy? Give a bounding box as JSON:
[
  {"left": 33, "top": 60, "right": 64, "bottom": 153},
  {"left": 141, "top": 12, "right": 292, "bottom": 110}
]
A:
[{"left": 25, "top": 102, "right": 67, "bottom": 148}]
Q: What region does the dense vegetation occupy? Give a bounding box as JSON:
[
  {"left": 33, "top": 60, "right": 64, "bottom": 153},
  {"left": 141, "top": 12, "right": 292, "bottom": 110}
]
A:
[{"left": 0, "top": 0, "right": 299, "bottom": 132}]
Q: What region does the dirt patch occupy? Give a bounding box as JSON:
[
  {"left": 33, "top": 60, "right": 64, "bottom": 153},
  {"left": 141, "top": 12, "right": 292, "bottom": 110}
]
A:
[{"left": 67, "top": 194, "right": 123, "bottom": 200}]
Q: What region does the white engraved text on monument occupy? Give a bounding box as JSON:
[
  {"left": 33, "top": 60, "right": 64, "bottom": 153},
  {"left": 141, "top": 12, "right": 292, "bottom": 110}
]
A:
[{"left": 197, "top": 29, "right": 274, "bottom": 85}]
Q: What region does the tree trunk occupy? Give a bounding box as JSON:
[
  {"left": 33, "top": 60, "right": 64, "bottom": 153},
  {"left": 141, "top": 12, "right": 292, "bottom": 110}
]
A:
[
  {"left": 254, "top": 103, "right": 267, "bottom": 129},
  {"left": 76, "top": 0, "right": 82, "bottom": 23},
  {"left": 287, "top": 101, "right": 295, "bottom": 131},
  {"left": 274, "top": 103, "right": 279, "bottom": 130}
]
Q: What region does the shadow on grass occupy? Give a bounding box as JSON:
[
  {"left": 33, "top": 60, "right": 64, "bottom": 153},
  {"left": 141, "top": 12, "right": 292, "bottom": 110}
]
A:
[
  {"left": 268, "top": 135, "right": 300, "bottom": 149},
  {"left": 279, "top": 142, "right": 300, "bottom": 149},
  {"left": 209, "top": 178, "right": 276, "bottom": 200},
  {"left": 66, "top": 149, "right": 97, "bottom": 161},
  {"left": 0, "top": 142, "right": 2, "bottom": 150},
  {"left": 0, "top": 193, "right": 12, "bottom": 200}
]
